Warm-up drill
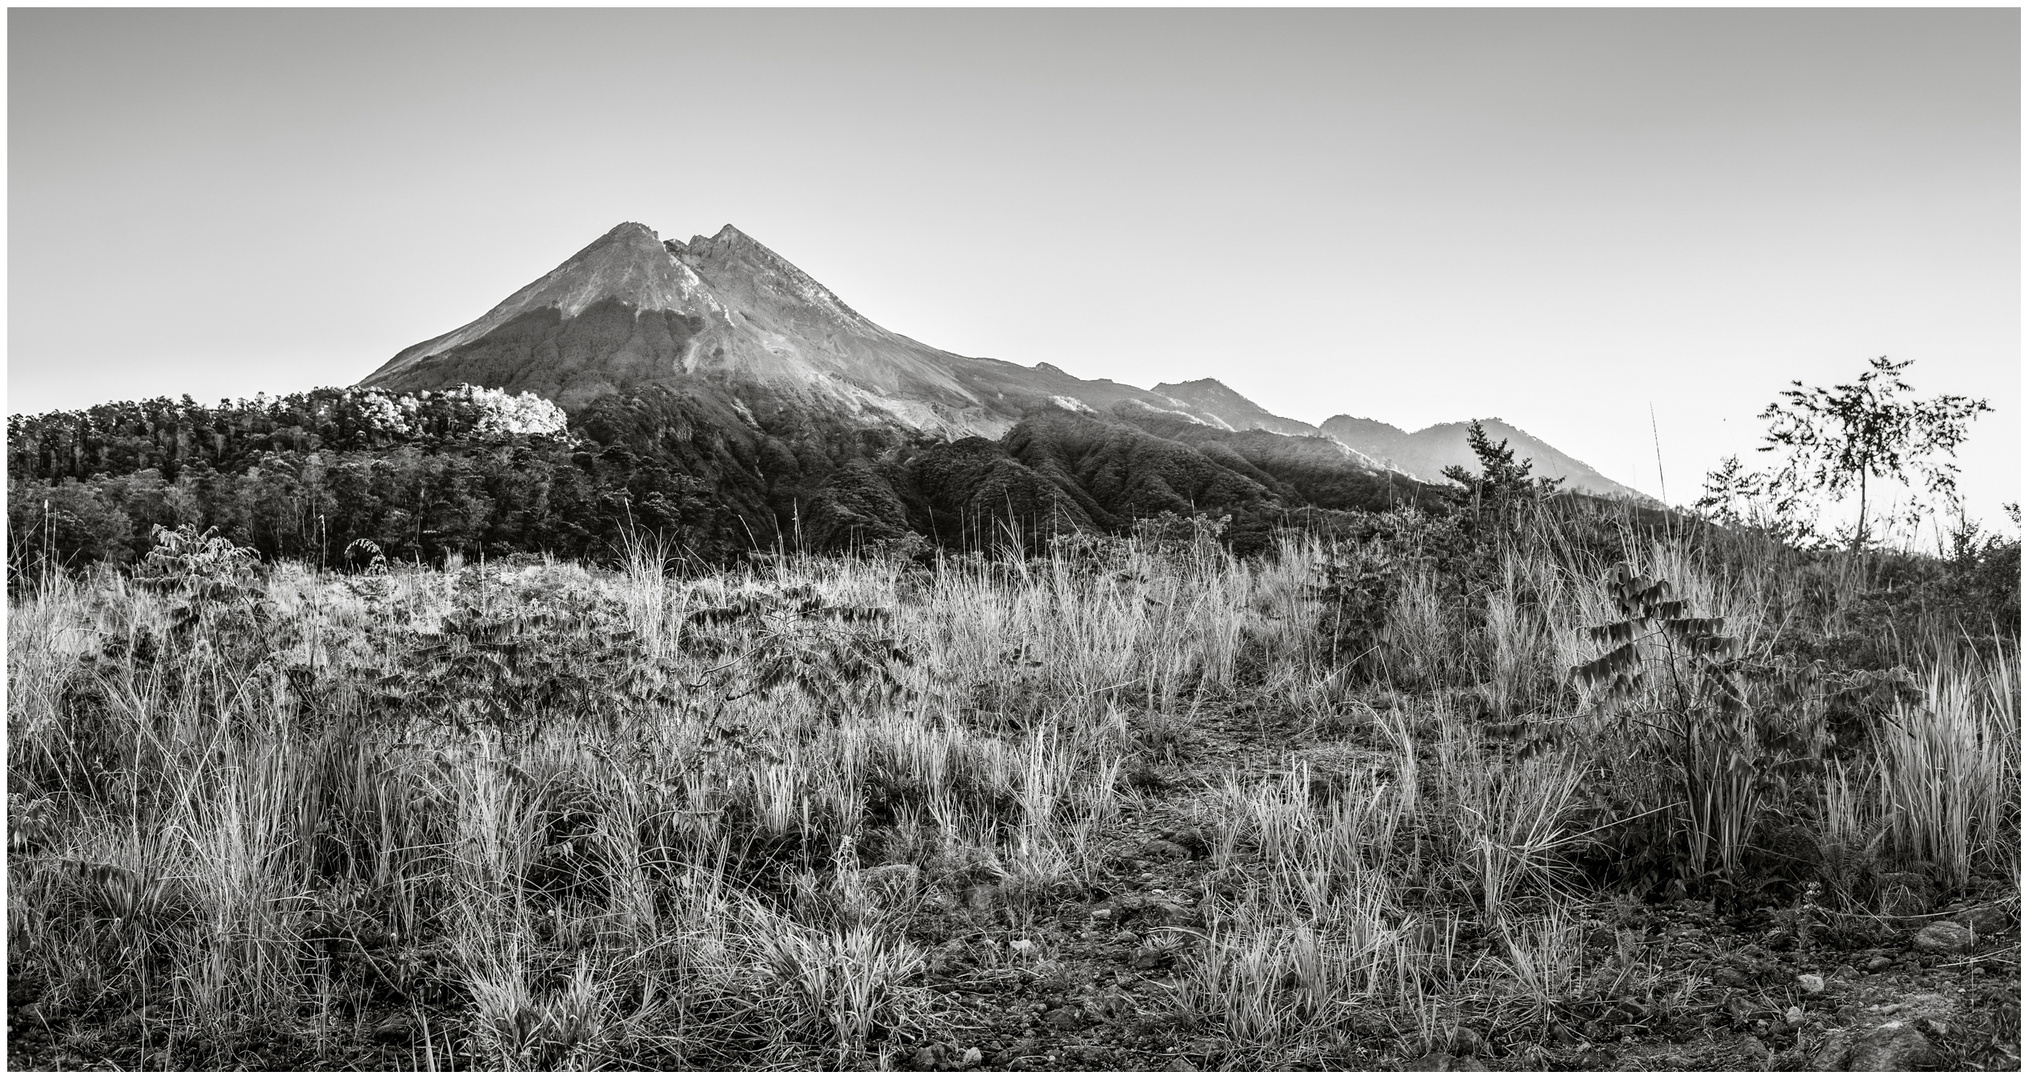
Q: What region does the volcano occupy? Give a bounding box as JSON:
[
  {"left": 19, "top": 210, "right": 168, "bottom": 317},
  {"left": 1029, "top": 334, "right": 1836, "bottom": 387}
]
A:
[
  {"left": 362, "top": 221, "right": 1236, "bottom": 436},
  {"left": 361, "top": 221, "right": 1643, "bottom": 501}
]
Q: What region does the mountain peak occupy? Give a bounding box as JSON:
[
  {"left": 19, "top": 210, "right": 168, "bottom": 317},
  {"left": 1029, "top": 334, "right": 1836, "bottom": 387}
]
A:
[
  {"left": 673, "top": 222, "right": 870, "bottom": 330},
  {"left": 1152, "top": 378, "right": 1323, "bottom": 440},
  {"left": 600, "top": 220, "right": 659, "bottom": 242}
]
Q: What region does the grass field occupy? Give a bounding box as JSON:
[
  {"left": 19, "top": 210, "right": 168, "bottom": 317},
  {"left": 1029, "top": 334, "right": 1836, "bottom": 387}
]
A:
[{"left": 6, "top": 508, "right": 2020, "bottom": 1070}]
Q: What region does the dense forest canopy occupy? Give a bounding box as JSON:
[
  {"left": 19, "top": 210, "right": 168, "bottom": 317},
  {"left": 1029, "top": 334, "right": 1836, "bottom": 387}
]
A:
[{"left": 8, "top": 382, "right": 1463, "bottom": 577}]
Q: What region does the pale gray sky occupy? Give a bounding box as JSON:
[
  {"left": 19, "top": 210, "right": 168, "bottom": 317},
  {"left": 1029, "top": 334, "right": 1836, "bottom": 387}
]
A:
[{"left": 9, "top": 9, "right": 2019, "bottom": 526}]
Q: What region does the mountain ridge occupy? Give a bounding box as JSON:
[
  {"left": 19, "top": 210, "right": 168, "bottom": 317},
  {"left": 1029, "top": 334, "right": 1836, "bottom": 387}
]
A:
[{"left": 360, "top": 220, "right": 1645, "bottom": 501}]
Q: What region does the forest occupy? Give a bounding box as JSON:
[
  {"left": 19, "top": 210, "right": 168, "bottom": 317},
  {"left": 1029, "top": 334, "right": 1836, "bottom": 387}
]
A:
[{"left": 8, "top": 382, "right": 1442, "bottom": 579}]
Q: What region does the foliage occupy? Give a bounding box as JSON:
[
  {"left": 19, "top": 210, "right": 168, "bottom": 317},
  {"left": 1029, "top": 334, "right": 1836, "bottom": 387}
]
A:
[
  {"left": 1698, "top": 357, "right": 1992, "bottom": 551},
  {"left": 1441, "top": 419, "right": 1563, "bottom": 548},
  {"left": 683, "top": 583, "right": 913, "bottom": 721},
  {"left": 352, "top": 570, "right": 686, "bottom": 739},
  {"left": 1572, "top": 567, "right": 1825, "bottom": 892},
  {"left": 1315, "top": 539, "right": 1397, "bottom": 681}
]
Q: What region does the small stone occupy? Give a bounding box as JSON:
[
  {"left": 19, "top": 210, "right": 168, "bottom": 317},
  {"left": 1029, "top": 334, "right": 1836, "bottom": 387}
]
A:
[
  {"left": 371, "top": 1017, "right": 415, "bottom": 1045},
  {"left": 1913, "top": 921, "right": 1972, "bottom": 955},
  {"left": 1867, "top": 956, "right": 1895, "bottom": 973},
  {"left": 1091, "top": 907, "right": 1113, "bottom": 921},
  {"left": 962, "top": 1047, "right": 982, "bottom": 1068},
  {"left": 1166, "top": 1058, "right": 1198, "bottom": 1071},
  {"left": 1786, "top": 1005, "right": 1806, "bottom": 1026},
  {"left": 1797, "top": 973, "right": 1826, "bottom": 994}
]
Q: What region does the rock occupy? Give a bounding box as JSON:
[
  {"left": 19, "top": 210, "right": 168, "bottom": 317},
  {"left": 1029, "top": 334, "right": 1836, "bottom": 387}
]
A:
[
  {"left": 1405, "top": 1052, "right": 1455, "bottom": 1071},
  {"left": 1786, "top": 1005, "right": 1806, "bottom": 1026},
  {"left": 1142, "top": 839, "right": 1193, "bottom": 861},
  {"left": 1166, "top": 1059, "right": 1198, "bottom": 1071},
  {"left": 1813, "top": 1019, "right": 1943, "bottom": 1071},
  {"left": 910, "top": 1046, "right": 939, "bottom": 1069},
  {"left": 1797, "top": 973, "right": 1826, "bottom": 994},
  {"left": 961, "top": 1047, "right": 982, "bottom": 1068},
  {"left": 1912, "top": 921, "right": 1972, "bottom": 955},
  {"left": 1966, "top": 906, "right": 2011, "bottom": 936},
  {"left": 371, "top": 1017, "right": 415, "bottom": 1045},
  {"left": 1867, "top": 956, "right": 1894, "bottom": 973}
]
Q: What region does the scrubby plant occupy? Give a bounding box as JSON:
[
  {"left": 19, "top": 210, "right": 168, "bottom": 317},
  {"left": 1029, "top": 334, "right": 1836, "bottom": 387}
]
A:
[{"left": 1571, "top": 566, "right": 1821, "bottom": 890}]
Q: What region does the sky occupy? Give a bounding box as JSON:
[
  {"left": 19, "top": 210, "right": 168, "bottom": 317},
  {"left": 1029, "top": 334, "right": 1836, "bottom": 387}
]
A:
[{"left": 9, "top": 8, "right": 2019, "bottom": 532}]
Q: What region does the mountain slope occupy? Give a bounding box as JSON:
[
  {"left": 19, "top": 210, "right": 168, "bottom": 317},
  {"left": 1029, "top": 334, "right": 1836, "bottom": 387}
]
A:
[
  {"left": 1319, "top": 414, "right": 1639, "bottom": 499},
  {"left": 360, "top": 219, "right": 1639, "bottom": 517},
  {"left": 362, "top": 222, "right": 1240, "bottom": 436},
  {"left": 1153, "top": 379, "right": 1320, "bottom": 438}
]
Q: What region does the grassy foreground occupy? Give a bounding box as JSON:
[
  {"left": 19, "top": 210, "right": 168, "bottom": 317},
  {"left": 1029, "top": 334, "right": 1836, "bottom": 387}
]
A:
[{"left": 6, "top": 512, "right": 2020, "bottom": 1070}]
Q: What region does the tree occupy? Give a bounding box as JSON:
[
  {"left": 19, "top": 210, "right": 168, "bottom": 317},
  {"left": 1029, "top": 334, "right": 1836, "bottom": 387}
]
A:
[
  {"left": 1700, "top": 357, "right": 1991, "bottom": 552},
  {"left": 1442, "top": 419, "right": 1562, "bottom": 541}
]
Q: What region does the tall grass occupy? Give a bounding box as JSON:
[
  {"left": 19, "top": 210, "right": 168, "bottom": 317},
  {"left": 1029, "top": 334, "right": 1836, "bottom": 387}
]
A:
[
  {"left": 8, "top": 506, "right": 2016, "bottom": 1069},
  {"left": 1875, "top": 645, "right": 2021, "bottom": 889}
]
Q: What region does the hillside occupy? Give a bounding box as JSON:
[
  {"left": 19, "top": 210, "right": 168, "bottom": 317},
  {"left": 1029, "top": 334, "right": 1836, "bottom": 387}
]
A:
[{"left": 1321, "top": 414, "right": 1641, "bottom": 500}]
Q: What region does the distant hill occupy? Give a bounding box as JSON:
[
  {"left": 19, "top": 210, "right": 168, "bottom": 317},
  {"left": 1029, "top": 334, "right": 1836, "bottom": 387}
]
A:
[{"left": 1319, "top": 415, "right": 1640, "bottom": 500}]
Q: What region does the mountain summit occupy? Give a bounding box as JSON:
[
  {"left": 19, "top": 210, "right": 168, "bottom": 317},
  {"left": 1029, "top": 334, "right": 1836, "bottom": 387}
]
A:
[
  {"left": 362, "top": 221, "right": 1641, "bottom": 500},
  {"left": 363, "top": 222, "right": 994, "bottom": 427},
  {"left": 363, "top": 221, "right": 1244, "bottom": 435}
]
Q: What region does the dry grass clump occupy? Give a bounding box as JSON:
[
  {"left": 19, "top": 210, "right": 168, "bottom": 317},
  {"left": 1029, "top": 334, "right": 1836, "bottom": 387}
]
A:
[{"left": 1873, "top": 645, "right": 2020, "bottom": 891}]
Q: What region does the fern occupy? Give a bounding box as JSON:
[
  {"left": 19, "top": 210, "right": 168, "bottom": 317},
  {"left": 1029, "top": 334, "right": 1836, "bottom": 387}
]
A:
[{"left": 1573, "top": 566, "right": 1763, "bottom": 886}]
